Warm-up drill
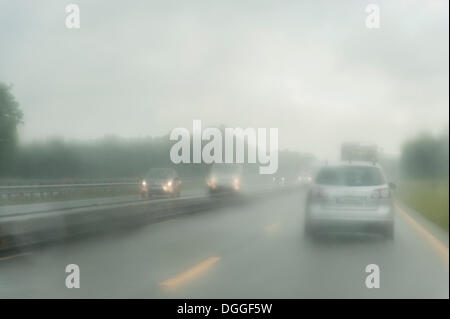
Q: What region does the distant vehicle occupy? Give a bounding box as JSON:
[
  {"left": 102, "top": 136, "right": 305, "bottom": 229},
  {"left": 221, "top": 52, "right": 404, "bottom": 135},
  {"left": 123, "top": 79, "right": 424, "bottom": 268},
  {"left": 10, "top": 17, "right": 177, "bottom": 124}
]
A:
[
  {"left": 304, "top": 161, "right": 395, "bottom": 239},
  {"left": 206, "top": 164, "right": 243, "bottom": 194},
  {"left": 296, "top": 174, "right": 313, "bottom": 185},
  {"left": 341, "top": 142, "right": 378, "bottom": 162},
  {"left": 272, "top": 176, "right": 286, "bottom": 187},
  {"left": 273, "top": 174, "right": 300, "bottom": 187},
  {"left": 140, "top": 168, "right": 181, "bottom": 198}
]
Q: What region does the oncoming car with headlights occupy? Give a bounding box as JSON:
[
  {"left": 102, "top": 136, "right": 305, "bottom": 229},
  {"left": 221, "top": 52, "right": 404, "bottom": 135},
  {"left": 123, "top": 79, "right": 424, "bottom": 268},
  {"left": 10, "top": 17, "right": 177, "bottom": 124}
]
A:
[
  {"left": 296, "top": 175, "right": 312, "bottom": 185},
  {"left": 272, "top": 176, "right": 286, "bottom": 187},
  {"left": 304, "top": 161, "right": 395, "bottom": 239},
  {"left": 206, "top": 164, "right": 243, "bottom": 194},
  {"left": 140, "top": 168, "right": 181, "bottom": 198}
]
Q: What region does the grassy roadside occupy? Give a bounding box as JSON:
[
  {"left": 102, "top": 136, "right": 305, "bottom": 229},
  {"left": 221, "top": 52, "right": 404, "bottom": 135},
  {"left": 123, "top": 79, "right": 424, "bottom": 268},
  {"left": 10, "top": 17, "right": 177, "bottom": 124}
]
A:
[{"left": 396, "top": 178, "right": 449, "bottom": 231}]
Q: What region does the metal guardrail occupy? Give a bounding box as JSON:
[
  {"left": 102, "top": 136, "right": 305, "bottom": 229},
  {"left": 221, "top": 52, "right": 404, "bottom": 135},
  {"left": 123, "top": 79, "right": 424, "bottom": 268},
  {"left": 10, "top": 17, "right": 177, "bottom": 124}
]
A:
[
  {"left": 0, "top": 186, "right": 300, "bottom": 252},
  {"left": 0, "top": 182, "right": 140, "bottom": 200},
  {"left": 0, "top": 177, "right": 268, "bottom": 201}
]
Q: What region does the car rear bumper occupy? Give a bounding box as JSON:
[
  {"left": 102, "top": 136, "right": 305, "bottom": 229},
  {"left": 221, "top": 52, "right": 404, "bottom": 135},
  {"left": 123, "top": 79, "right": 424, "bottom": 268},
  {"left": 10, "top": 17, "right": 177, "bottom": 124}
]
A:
[
  {"left": 307, "top": 218, "right": 393, "bottom": 234},
  {"left": 306, "top": 204, "right": 394, "bottom": 234}
]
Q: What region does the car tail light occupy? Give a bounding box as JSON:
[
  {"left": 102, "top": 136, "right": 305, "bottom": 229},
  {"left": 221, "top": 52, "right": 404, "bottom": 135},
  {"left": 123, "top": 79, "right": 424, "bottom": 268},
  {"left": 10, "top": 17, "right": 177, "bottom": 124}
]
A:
[{"left": 371, "top": 188, "right": 391, "bottom": 199}]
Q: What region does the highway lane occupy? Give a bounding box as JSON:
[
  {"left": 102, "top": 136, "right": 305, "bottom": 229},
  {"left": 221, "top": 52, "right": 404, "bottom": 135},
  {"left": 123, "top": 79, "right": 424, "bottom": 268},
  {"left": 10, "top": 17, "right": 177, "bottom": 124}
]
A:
[{"left": 0, "top": 189, "right": 448, "bottom": 298}]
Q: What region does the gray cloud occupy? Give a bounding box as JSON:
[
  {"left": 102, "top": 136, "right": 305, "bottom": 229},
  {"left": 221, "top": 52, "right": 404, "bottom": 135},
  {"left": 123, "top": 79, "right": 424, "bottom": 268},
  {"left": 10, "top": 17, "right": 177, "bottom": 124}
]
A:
[{"left": 0, "top": 0, "right": 448, "bottom": 159}]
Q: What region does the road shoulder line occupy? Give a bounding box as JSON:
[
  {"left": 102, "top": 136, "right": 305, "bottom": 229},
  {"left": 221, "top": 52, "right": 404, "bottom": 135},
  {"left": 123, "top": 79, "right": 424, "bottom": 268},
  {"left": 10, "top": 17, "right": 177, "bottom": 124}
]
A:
[{"left": 395, "top": 201, "right": 448, "bottom": 264}]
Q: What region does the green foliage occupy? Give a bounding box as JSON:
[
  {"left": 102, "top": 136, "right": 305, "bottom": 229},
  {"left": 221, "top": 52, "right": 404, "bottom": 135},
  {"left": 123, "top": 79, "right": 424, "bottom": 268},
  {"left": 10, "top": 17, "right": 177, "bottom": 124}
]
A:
[
  {"left": 0, "top": 83, "right": 311, "bottom": 180},
  {"left": 0, "top": 82, "right": 23, "bottom": 173},
  {"left": 400, "top": 133, "right": 449, "bottom": 179},
  {"left": 397, "top": 179, "right": 449, "bottom": 231},
  {"left": 9, "top": 136, "right": 179, "bottom": 179},
  {"left": 398, "top": 133, "right": 449, "bottom": 230},
  {"left": 6, "top": 135, "right": 313, "bottom": 180}
]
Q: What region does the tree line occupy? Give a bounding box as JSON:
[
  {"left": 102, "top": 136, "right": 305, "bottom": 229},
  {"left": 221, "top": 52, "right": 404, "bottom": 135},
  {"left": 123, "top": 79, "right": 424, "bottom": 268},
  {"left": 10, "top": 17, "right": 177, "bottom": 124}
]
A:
[
  {"left": 400, "top": 133, "right": 449, "bottom": 179},
  {"left": 1, "top": 82, "right": 315, "bottom": 180},
  {"left": 2, "top": 81, "right": 448, "bottom": 181}
]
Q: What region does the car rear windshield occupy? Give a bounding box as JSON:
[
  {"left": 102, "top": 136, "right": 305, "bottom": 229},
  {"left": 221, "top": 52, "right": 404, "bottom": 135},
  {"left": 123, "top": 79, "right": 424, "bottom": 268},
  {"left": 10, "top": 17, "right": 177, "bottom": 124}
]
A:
[{"left": 315, "top": 166, "right": 385, "bottom": 186}]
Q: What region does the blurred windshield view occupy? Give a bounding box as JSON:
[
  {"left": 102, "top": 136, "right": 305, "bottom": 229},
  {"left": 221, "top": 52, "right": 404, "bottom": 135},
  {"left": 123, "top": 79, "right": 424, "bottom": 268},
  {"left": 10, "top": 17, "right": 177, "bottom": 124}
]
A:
[
  {"left": 0, "top": 0, "right": 448, "bottom": 299},
  {"left": 315, "top": 166, "right": 385, "bottom": 186}
]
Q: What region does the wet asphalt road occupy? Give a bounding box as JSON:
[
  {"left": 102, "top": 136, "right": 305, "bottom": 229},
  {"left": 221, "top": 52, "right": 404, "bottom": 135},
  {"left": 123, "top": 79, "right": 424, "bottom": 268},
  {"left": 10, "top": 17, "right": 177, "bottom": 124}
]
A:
[{"left": 0, "top": 190, "right": 448, "bottom": 298}]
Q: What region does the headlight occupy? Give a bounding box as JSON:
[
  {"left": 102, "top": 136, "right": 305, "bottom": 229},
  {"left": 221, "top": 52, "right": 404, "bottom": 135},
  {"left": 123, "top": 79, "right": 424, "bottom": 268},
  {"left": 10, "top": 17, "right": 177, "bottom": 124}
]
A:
[
  {"left": 167, "top": 180, "right": 172, "bottom": 187},
  {"left": 142, "top": 180, "right": 147, "bottom": 186},
  {"left": 233, "top": 178, "right": 240, "bottom": 190},
  {"left": 208, "top": 176, "right": 216, "bottom": 184},
  {"left": 207, "top": 176, "right": 216, "bottom": 188}
]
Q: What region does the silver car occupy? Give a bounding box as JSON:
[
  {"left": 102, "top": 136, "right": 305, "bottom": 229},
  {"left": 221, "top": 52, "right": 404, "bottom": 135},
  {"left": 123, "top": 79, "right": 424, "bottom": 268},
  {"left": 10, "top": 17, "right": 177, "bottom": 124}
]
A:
[{"left": 304, "top": 161, "right": 395, "bottom": 239}]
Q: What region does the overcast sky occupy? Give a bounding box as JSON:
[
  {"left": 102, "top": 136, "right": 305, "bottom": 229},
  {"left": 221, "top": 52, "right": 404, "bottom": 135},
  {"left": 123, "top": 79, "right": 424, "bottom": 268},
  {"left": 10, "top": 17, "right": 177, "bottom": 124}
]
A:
[{"left": 1, "top": 0, "right": 448, "bottom": 160}]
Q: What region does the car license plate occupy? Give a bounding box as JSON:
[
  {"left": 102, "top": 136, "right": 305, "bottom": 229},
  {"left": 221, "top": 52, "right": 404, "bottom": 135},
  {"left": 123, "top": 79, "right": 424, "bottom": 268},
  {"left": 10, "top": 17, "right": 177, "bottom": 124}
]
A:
[{"left": 336, "top": 197, "right": 365, "bottom": 205}]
